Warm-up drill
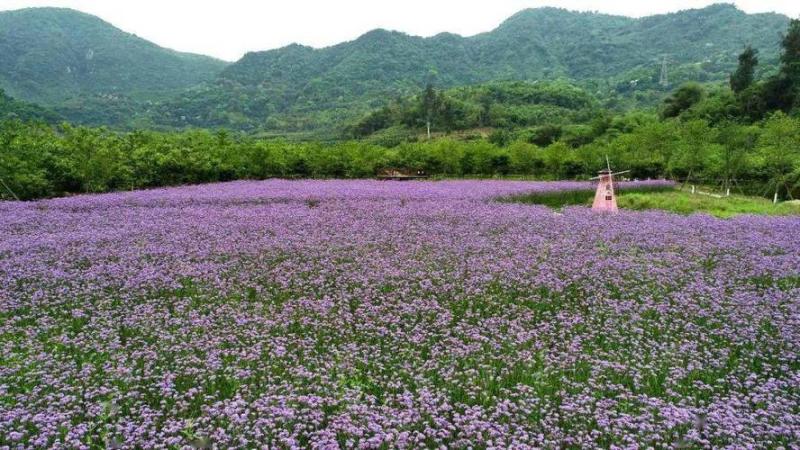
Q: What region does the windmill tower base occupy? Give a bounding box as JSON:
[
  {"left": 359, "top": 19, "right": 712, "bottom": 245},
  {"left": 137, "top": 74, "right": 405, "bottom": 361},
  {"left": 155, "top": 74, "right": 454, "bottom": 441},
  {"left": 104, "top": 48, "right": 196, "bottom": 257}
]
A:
[{"left": 592, "top": 171, "right": 618, "bottom": 213}]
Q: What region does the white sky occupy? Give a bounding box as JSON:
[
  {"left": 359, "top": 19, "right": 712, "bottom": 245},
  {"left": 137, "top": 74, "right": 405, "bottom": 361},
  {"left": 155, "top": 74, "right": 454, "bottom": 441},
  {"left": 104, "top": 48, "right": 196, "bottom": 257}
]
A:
[{"left": 1, "top": 0, "right": 798, "bottom": 61}]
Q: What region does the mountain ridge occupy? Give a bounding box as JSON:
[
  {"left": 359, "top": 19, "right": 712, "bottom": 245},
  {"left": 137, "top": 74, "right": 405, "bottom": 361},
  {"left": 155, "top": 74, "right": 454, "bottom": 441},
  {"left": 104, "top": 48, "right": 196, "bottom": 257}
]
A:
[
  {"left": 0, "top": 4, "right": 792, "bottom": 133},
  {"left": 154, "top": 3, "right": 788, "bottom": 133},
  {"left": 0, "top": 7, "right": 228, "bottom": 104}
]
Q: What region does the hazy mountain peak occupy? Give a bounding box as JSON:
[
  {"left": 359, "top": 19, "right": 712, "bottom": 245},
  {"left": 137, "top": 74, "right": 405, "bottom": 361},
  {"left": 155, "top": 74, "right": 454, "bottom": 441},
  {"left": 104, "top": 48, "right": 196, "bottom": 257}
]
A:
[{"left": 0, "top": 7, "right": 227, "bottom": 104}]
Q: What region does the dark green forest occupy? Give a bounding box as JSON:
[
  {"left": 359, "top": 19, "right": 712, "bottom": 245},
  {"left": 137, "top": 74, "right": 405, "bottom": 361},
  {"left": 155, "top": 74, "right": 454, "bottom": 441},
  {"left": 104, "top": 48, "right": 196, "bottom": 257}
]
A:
[{"left": 1, "top": 6, "right": 800, "bottom": 201}]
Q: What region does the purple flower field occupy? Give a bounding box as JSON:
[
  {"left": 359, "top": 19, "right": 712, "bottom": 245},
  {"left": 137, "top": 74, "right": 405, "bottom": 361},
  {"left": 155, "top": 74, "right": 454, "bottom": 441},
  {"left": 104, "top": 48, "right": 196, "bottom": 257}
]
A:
[{"left": 1, "top": 179, "right": 798, "bottom": 449}]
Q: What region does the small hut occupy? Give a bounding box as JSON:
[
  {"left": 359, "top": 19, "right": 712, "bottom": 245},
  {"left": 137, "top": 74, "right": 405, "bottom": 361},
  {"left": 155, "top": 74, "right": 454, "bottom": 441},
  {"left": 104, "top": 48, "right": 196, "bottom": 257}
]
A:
[{"left": 377, "top": 168, "right": 428, "bottom": 181}]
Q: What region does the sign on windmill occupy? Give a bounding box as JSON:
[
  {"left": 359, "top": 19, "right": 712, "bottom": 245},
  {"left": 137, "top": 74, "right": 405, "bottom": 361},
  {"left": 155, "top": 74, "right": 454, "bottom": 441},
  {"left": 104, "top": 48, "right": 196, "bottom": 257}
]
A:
[{"left": 590, "top": 157, "right": 630, "bottom": 213}]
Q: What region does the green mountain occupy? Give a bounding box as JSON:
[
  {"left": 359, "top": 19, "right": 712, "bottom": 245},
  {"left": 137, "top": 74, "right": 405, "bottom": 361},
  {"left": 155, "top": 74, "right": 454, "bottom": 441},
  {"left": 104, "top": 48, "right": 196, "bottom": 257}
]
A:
[
  {"left": 152, "top": 4, "right": 788, "bottom": 134},
  {"left": 0, "top": 4, "right": 791, "bottom": 134},
  {"left": 0, "top": 7, "right": 227, "bottom": 105}
]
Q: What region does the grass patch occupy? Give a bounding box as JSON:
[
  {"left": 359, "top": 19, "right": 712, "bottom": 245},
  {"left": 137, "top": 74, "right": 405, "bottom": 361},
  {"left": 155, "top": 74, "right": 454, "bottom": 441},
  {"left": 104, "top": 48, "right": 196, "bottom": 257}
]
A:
[
  {"left": 504, "top": 189, "right": 595, "bottom": 208},
  {"left": 501, "top": 184, "right": 673, "bottom": 208},
  {"left": 618, "top": 190, "right": 800, "bottom": 218},
  {"left": 505, "top": 185, "right": 800, "bottom": 218}
]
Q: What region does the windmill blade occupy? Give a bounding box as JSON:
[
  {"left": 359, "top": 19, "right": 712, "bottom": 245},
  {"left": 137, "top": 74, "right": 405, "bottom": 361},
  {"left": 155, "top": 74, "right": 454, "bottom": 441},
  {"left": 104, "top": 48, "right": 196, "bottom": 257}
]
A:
[{"left": 590, "top": 170, "right": 630, "bottom": 180}]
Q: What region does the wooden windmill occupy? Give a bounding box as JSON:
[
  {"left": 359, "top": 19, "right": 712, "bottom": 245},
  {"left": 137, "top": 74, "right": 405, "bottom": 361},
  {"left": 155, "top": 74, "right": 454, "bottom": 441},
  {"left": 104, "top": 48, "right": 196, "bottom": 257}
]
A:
[{"left": 591, "top": 157, "right": 629, "bottom": 213}]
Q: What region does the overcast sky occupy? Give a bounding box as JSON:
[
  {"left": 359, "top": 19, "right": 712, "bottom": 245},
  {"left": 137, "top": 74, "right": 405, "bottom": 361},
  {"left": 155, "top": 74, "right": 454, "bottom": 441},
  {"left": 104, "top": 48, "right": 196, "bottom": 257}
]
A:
[{"left": 1, "top": 0, "right": 798, "bottom": 61}]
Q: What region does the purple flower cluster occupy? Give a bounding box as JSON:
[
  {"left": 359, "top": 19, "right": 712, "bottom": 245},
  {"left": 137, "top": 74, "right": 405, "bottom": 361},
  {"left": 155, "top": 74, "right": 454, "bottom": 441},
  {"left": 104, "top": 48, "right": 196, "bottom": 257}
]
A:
[{"left": 0, "top": 179, "right": 798, "bottom": 449}]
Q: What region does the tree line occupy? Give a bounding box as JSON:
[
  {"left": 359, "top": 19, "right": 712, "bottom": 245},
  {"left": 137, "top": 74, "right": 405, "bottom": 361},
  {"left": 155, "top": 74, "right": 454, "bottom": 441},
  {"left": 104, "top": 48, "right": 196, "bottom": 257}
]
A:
[{"left": 1, "top": 111, "right": 798, "bottom": 201}]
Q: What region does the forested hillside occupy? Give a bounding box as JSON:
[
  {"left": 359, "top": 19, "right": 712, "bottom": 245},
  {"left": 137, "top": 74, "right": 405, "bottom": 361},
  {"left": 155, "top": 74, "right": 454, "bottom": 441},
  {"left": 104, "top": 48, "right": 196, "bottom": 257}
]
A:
[
  {"left": 0, "top": 8, "right": 227, "bottom": 106},
  {"left": 152, "top": 4, "right": 789, "bottom": 133},
  {"left": 1, "top": 4, "right": 787, "bottom": 133}
]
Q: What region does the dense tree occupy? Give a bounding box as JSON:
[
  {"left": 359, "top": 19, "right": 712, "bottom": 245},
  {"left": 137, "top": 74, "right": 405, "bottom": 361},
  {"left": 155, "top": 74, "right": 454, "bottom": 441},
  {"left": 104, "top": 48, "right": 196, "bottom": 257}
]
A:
[
  {"left": 0, "top": 88, "right": 61, "bottom": 123},
  {"left": 661, "top": 83, "right": 705, "bottom": 119},
  {"left": 352, "top": 81, "right": 599, "bottom": 139},
  {"left": 756, "top": 74, "right": 796, "bottom": 118},
  {"left": 4, "top": 114, "right": 800, "bottom": 201},
  {"left": 5, "top": 15, "right": 800, "bottom": 202},
  {"left": 737, "top": 83, "right": 769, "bottom": 121},
  {"left": 779, "top": 19, "right": 800, "bottom": 112},
  {"left": 422, "top": 84, "right": 439, "bottom": 139},
  {"left": 680, "top": 88, "right": 739, "bottom": 124},
  {"left": 756, "top": 112, "right": 800, "bottom": 201},
  {"left": 527, "top": 125, "right": 563, "bottom": 147},
  {"left": 714, "top": 123, "right": 757, "bottom": 193},
  {"left": 350, "top": 107, "right": 393, "bottom": 137},
  {"left": 730, "top": 46, "right": 758, "bottom": 94},
  {"left": 779, "top": 19, "right": 800, "bottom": 85},
  {"left": 743, "top": 19, "right": 800, "bottom": 119},
  {"left": 478, "top": 94, "right": 493, "bottom": 127},
  {"left": 488, "top": 129, "right": 512, "bottom": 147},
  {"left": 671, "top": 120, "right": 718, "bottom": 183}
]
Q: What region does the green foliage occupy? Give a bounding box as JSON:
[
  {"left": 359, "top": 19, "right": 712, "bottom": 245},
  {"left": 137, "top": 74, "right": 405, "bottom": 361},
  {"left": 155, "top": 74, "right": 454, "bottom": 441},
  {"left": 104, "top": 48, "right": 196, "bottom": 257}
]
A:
[
  {"left": 349, "top": 81, "right": 601, "bottom": 139},
  {"left": 678, "top": 88, "right": 739, "bottom": 124},
  {"left": 661, "top": 83, "right": 705, "bottom": 118},
  {"left": 711, "top": 122, "right": 758, "bottom": 191},
  {"left": 525, "top": 125, "right": 564, "bottom": 147},
  {"left": 669, "top": 120, "right": 719, "bottom": 179},
  {"left": 730, "top": 46, "right": 758, "bottom": 94},
  {"left": 5, "top": 112, "right": 800, "bottom": 201},
  {"left": 753, "top": 112, "right": 800, "bottom": 198},
  {"left": 725, "top": 18, "right": 800, "bottom": 121},
  {"left": 779, "top": 19, "right": 800, "bottom": 85},
  {"left": 0, "top": 88, "right": 61, "bottom": 123},
  {"left": 760, "top": 75, "right": 795, "bottom": 114}
]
